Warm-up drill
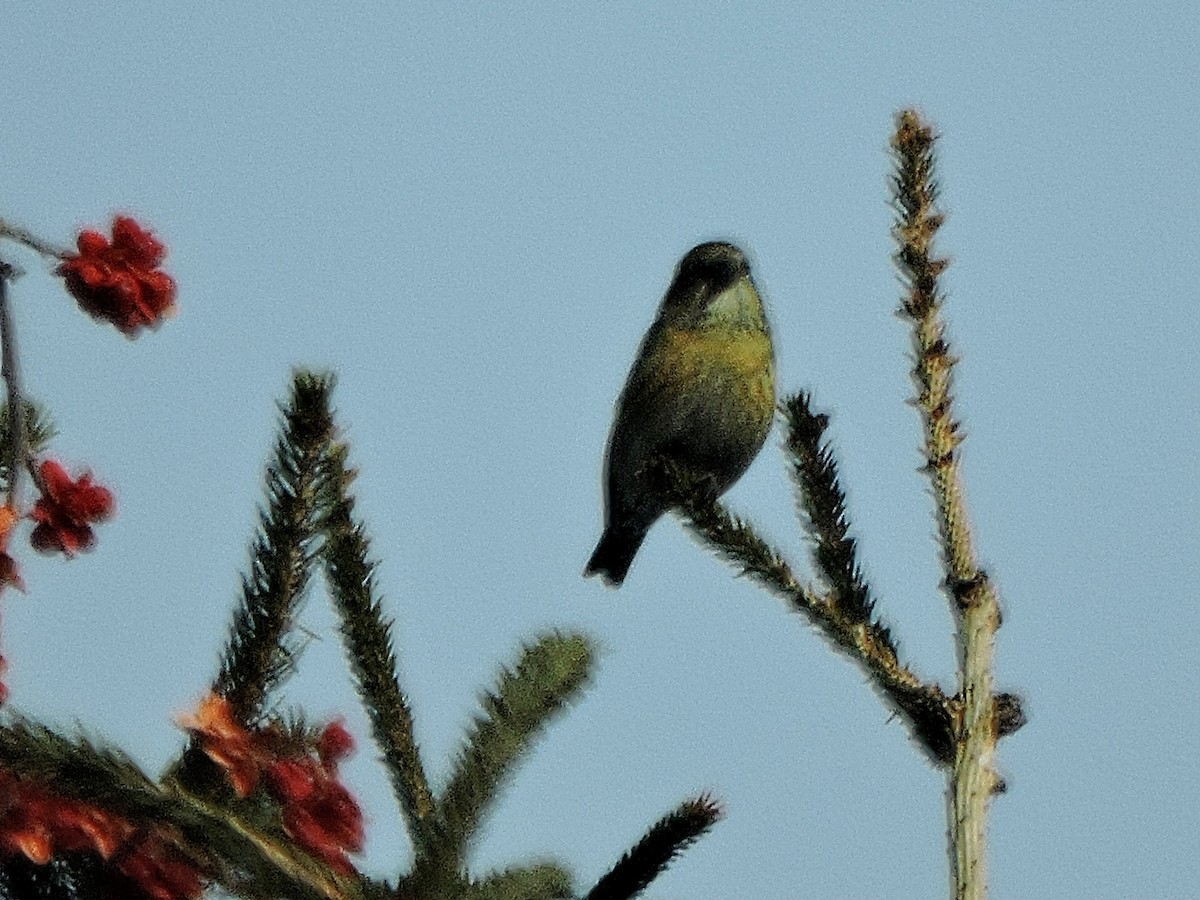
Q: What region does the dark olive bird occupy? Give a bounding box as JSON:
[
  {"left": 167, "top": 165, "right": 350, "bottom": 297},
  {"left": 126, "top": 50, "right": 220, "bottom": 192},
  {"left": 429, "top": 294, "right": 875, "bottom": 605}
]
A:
[{"left": 584, "top": 241, "right": 776, "bottom": 586}]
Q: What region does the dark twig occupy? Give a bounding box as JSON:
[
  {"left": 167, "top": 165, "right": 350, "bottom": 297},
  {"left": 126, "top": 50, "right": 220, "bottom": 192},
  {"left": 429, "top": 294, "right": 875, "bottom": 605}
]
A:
[{"left": 0, "top": 262, "right": 26, "bottom": 509}]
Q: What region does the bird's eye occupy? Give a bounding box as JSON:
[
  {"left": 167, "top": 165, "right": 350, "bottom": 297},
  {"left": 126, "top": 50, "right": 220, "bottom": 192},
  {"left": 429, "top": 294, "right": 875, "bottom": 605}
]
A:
[{"left": 702, "top": 260, "right": 739, "bottom": 287}]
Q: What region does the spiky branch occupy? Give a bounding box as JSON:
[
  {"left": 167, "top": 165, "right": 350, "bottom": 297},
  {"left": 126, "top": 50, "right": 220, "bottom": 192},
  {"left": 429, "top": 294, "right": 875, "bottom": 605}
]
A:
[
  {"left": 673, "top": 454, "right": 954, "bottom": 764},
  {"left": 585, "top": 795, "right": 722, "bottom": 900},
  {"left": 783, "top": 392, "right": 958, "bottom": 760},
  {"left": 319, "top": 433, "right": 436, "bottom": 854},
  {"left": 891, "top": 109, "right": 1005, "bottom": 900},
  {"left": 215, "top": 372, "right": 337, "bottom": 719},
  {"left": 421, "top": 633, "right": 594, "bottom": 888},
  {"left": 170, "top": 373, "right": 336, "bottom": 799}
]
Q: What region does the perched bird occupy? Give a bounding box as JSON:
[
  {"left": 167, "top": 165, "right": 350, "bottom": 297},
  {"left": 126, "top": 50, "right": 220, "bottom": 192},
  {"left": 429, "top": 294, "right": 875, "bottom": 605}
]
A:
[{"left": 584, "top": 241, "right": 776, "bottom": 586}]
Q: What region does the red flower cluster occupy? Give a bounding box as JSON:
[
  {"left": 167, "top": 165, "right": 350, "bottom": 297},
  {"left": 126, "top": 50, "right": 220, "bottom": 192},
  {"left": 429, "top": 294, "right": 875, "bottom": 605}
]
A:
[
  {"left": 267, "top": 755, "right": 363, "bottom": 873},
  {"left": 181, "top": 696, "right": 365, "bottom": 873},
  {"left": 30, "top": 460, "right": 115, "bottom": 556},
  {"left": 0, "top": 769, "right": 205, "bottom": 899},
  {"left": 0, "top": 465, "right": 112, "bottom": 700},
  {"left": 56, "top": 216, "right": 176, "bottom": 336}
]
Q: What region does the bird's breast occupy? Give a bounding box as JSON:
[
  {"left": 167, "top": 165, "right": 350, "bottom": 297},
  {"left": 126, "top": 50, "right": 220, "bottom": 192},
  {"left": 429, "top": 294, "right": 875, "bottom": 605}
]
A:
[
  {"left": 653, "top": 326, "right": 776, "bottom": 420},
  {"left": 657, "top": 325, "right": 772, "bottom": 380}
]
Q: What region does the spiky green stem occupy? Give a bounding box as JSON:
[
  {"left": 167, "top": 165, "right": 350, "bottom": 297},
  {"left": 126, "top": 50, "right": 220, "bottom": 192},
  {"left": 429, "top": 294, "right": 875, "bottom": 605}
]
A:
[{"left": 320, "top": 437, "right": 436, "bottom": 856}]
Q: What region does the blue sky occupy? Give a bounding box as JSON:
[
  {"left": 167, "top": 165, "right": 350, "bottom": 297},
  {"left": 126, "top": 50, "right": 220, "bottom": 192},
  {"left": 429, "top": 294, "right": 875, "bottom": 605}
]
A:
[{"left": 2, "top": 4, "right": 1197, "bottom": 898}]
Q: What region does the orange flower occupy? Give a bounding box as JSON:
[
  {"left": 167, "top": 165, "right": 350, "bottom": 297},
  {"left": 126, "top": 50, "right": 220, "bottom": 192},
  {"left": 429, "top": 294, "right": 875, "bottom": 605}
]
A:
[
  {"left": 177, "top": 695, "right": 267, "bottom": 797},
  {"left": 30, "top": 460, "right": 115, "bottom": 556},
  {"left": 0, "top": 504, "right": 25, "bottom": 595},
  {"left": 56, "top": 216, "right": 176, "bottom": 336}
]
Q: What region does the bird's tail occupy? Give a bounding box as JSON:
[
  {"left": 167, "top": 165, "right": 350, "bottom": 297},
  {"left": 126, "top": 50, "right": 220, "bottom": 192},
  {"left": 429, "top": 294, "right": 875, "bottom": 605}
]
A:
[{"left": 583, "top": 527, "right": 647, "bottom": 588}]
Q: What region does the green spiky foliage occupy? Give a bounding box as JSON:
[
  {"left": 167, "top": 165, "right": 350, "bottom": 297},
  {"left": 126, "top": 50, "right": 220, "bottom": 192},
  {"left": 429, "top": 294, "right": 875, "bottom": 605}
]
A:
[
  {"left": 0, "top": 401, "right": 54, "bottom": 491},
  {"left": 585, "top": 796, "right": 722, "bottom": 900},
  {"left": 213, "top": 371, "right": 338, "bottom": 723},
  {"left": 666, "top": 447, "right": 956, "bottom": 764},
  {"left": 319, "top": 436, "right": 436, "bottom": 851},
  {"left": 167, "top": 372, "right": 336, "bottom": 820},
  {"left": 782, "top": 391, "right": 958, "bottom": 762},
  {"left": 418, "top": 632, "right": 595, "bottom": 889},
  {"left": 2, "top": 370, "right": 718, "bottom": 899},
  {"left": 463, "top": 864, "right": 575, "bottom": 900},
  {"left": 320, "top": 419, "right": 710, "bottom": 897}
]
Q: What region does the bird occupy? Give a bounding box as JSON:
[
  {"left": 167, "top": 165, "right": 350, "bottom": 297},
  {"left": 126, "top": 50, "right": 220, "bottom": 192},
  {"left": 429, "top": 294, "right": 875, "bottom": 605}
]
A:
[{"left": 584, "top": 241, "right": 776, "bottom": 587}]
